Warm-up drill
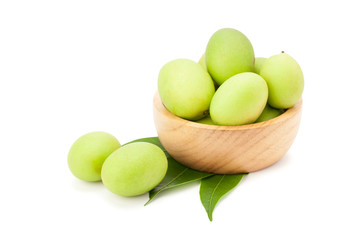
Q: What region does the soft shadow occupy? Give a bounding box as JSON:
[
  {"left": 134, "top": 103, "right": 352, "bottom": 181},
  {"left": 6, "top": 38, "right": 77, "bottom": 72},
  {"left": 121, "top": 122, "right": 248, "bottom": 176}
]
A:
[
  {"left": 258, "top": 152, "right": 294, "bottom": 174},
  {"left": 102, "top": 189, "right": 149, "bottom": 209},
  {"left": 71, "top": 178, "right": 148, "bottom": 208},
  {"left": 146, "top": 180, "right": 201, "bottom": 205},
  {"left": 71, "top": 179, "right": 104, "bottom": 192}
]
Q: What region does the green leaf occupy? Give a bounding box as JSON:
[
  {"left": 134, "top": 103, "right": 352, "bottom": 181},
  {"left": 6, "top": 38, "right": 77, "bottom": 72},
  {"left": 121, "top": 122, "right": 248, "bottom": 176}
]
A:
[
  {"left": 200, "top": 174, "right": 247, "bottom": 221},
  {"left": 125, "top": 137, "right": 213, "bottom": 205},
  {"left": 147, "top": 154, "right": 213, "bottom": 205},
  {"left": 125, "top": 137, "right": 165, "bottom": 151}
]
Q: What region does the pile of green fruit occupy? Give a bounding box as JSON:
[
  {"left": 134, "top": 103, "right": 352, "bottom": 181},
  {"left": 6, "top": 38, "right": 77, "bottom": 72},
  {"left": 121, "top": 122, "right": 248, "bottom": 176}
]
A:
[
  {"left": 158, "top": 28, "right": 304, "bottom": 125},
  {"left": 68, "top": 132, "right": 168, "bottom": 196},
  {"left": 68, "top": 28, "right": 304, "bottom": 220}
]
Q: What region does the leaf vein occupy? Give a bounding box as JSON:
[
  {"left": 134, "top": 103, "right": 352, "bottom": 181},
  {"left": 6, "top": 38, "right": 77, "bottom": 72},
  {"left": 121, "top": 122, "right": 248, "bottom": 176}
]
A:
[
  {"left": 157, "top": 168, "right": 189, "bottom": 191},
  {"left": 208, "top": 175, "right": 225, "bottom": 212}
]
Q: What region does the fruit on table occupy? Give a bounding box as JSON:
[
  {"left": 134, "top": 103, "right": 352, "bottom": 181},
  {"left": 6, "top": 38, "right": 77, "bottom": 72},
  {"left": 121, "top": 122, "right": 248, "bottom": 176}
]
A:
[
  {"left": 196, "top": 116, "right": 216, "bottom": 125},
  {"left": 255, "top": 104, "right": 285, "bottom": 123},
  {"left": 68, "top": 132, "right": 121, "bottom": 181},
  {"left": 101, "top": 142, "right": 168, "bottom": 197},
  {"left": 260, "top": 52, "right": 304, "bottom": 109},
  {"left": 210, "top": 72, "right": 268, "bottom": 125},
  {"left": 254, "top": 57, "right": 267, "bottom": 74},
  {"left": 158, "top": 59, "right": 215, "bottom": 120},
  {"left": 205, "top": 28, "right": 254, "bottom": 85}
]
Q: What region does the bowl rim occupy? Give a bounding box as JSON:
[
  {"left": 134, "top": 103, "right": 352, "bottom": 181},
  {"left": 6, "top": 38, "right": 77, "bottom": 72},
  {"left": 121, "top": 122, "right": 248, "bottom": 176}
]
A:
[{"left": 154, "top": 92, "right": 302, "bottom": 131}]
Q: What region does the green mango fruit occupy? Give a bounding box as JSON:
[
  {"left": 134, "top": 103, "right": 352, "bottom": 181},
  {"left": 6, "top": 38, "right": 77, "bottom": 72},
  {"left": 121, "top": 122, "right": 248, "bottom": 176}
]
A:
[
  {"left": 196, "top": 116, "right": 216, "bottom": 125},
  {"left": 68, "top": 132, "right": 121, "bottom": 181},
  {"left": 260, "top": 52, "right": 304, "bottom": 108},
  {"left": 255, "top": 104, "right": 285, "bottom": 123},
  {"left": 158, "top": 59, "right": 215, "bottom": 120},
  {"left": 254, "top": 57, "right": 267, "bottom": 74},
  {"left": 101, "top": 142, "right": 168, "bottom": 197},
  {"left": 210, "top": 72, "right": 268, "bottom": 126},
  {"left": 205, "top": 28, "right": 254, "bottom": 85}
]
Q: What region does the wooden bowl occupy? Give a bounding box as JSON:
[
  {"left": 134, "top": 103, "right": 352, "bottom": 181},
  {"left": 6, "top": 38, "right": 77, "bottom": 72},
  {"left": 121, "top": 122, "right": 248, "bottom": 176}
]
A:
[{"left": 153, "top": 93, "right": 302, "bottom": 174}]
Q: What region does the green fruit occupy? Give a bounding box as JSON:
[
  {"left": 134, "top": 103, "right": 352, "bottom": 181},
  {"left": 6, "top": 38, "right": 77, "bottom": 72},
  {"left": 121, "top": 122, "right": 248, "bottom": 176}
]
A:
[
  {"left": 260, "top": 52, "right": 304, "bottom": 108},
  {"left": 210, "top": 72, "right": 268, "bottom": 125},
  {"left": 255, "top": 104, "right": 285, "bottom": 123},
  {"left": 198, "top": 53, "right": 207, "bottom": 70},
  {"left": 205, "top": 28, "right": 254, "bottom": 85},
  {"left": 254, "top": 57, "right": 267, "bottom": 74},
  {"left": 101, "top": 142, "right": 168, "bottom": 197},
  {"left": 199, "top": 54, "right": 219, "bottom": 89},
  {"left": 158, "top": 59, "right": 215, "bottom": 120},
  {"left": 68, "top": 131, "right": 121, "bottom": 182},
  {"left": 196, "top": 116, "right": 216, "bottom": 125}
]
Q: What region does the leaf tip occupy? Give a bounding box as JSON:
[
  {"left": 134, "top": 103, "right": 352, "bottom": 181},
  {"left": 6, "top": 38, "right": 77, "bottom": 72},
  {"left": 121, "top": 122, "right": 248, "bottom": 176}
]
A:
[{"left": 208, "top": 213, "right": 213, "bottom": 221}]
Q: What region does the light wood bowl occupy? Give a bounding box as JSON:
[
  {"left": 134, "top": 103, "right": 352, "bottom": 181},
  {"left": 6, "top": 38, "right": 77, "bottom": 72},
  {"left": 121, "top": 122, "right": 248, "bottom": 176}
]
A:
[{"left": 153, "top": 93, "right": 302, "bottom": 174}]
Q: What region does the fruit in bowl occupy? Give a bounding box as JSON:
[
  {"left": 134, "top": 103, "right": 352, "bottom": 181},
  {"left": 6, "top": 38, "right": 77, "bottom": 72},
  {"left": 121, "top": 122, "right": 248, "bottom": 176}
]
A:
[{"left": 155, "top": 28, "right": 304, "bottom": 173}]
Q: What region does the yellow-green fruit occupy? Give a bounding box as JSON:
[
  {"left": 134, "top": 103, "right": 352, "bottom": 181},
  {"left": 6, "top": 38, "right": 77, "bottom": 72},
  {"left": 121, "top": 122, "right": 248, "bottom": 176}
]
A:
[
  {"left": 254, "top": 57, "right": 267, "bottom": 74},
  {"left": 158, "top": 59, "right": 215, "bottom": 120},
  {"left": 210, "top": 72, "right": 268, "bottom": 126},
  {"left": 101, "top": 142, "right": 168, "bottom": 197},
  {"left": 196, "top": 116, "right": 216, "bottom": 125},
  {"left": 255, "top": 104, "right": 285, "bottom": 123},
  {"left": 198, "top": 53, "right": 207, "bottom": 70},
  {"left": 205, "top": 28, "right": 254, "bottom": 85},
  {"left": 260, "top": 52, "right": 304, "bottom": 108},
  {"left": 68, "top": 131, "right": 121, "bottom": 182},
  {"left": 198, "top": 54, "right": 219, "bottom": 89}
]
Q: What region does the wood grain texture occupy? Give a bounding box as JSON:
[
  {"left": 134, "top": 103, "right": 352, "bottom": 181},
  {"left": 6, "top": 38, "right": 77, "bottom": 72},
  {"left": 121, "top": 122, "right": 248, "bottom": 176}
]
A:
[{"left": 153, "top": 93, "right": 302, "bottom": 174}]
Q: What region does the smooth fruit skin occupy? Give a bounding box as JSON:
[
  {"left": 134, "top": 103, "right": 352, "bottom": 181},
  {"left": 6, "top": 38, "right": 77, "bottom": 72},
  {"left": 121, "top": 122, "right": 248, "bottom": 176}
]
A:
[
  {"left": 196, "top": 116, "right": 216, "bottom": 125},
  {"left": 198, "top": 53, "right": 207, "bottom": 70},
  {"left": 260, "top": 52, "right": 304, "bottom": 109},
  {"left": 255, "top": 104, "right": 284, "bottom": 123},
  {"left": 158, "top": 59, "right": 215, "bottom": 120},
  {"left": 199, "top": 53, "right": 219, "bottom": 89},
  {"left": 210, "top": 72, "right": 268, "bottom": 126},
  {"left": 205, "top": 28, "right": 254, "bottom": 85},
  {"left": 254, "top": 57, "right": 267, "bottom": 74},
  {"left": 101, "top": 142, "right": 168, "bottom": 197},
  {"left": 68, "top": 132, "right": 121, "bottom": 182}
]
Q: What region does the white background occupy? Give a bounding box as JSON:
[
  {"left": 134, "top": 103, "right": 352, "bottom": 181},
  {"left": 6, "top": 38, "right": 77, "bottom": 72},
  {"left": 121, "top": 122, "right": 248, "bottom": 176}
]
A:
[{"left": 1, "top": 0, "right": 359, "bottom": 239}]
